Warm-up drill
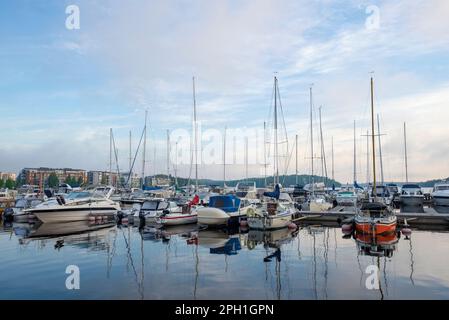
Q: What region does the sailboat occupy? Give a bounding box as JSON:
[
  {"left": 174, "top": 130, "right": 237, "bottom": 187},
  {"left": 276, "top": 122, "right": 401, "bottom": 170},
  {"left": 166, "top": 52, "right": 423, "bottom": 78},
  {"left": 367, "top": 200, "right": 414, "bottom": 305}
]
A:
[
  {"left": 247, "top": 77, "right": 296, "bottom": 230},
  {"left": 307, "top": 86, "right": 332, "bottom": 212},
  {"left": 354, "top": 77, "right": 397, "bottom": 235},
  {"left": 159, "top": 77, "right": 200, "bottom": 226}
]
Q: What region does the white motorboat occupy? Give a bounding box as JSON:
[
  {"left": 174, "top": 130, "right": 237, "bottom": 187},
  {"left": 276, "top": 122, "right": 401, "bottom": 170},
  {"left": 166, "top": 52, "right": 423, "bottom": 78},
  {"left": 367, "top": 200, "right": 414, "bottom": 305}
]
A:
[
  {"left": 156, "top": 202, "right": 198, "bottom": 226},
  {"left": 197, "top": 194, "right": 254, "bottom": 226},
  {"left": 400, "top": 184, "right": 424, "bottom": 207},
  {"left": 247, "top": 185, "right": 296, "bottom": 230},
  {"left": 24, "top": 188, "right": 120, "bottom": 223},
  {"left": 3, "top": 196, "right": 43, "bottom": 221},
  {"left": 139, "top": 198, "right": 176, "bottom": 221},
  {"left": 308, "top": 194, "right": 333, "bottom": 211},
  {"left": 431, "top": 182, "right": 449, "bottom": 207}
]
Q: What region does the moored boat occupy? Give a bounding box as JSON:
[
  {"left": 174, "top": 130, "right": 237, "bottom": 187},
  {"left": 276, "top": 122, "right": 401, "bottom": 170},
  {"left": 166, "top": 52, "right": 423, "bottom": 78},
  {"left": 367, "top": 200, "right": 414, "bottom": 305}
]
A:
[{"left": 431, "top": 182, "right": 449, "bottom": 207}]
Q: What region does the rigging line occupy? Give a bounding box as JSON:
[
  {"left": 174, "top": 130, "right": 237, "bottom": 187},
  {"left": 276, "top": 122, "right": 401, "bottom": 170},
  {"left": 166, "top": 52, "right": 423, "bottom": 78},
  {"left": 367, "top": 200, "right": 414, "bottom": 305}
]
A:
[
  {"left": 111, "top": 130, "right": 123, "bottom": 188},
  {"left": 125, "top": 126, "right": 145, "bottom": 187}
]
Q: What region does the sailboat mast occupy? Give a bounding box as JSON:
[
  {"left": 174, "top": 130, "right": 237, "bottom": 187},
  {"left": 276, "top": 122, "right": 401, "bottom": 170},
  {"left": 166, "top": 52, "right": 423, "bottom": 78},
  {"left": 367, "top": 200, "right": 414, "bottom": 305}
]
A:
[
  {"left": 319, "top": 106, "right": 328, "bottom": 184},
  {"left": 404, "top": 122, "right": 408, "bottom": 183},
  {"left": 353, "top": 120, "right": 357, "bottom": 183},
  {"left": 166, "top": 129, "right": 170, "bottom": 183},
  {"left": 175, "top": 141, "right": 178, "bottom": 187},
  {"left": 295, "top": 134, "right": 298, "bottom": 185},
  {"left": 366, "top": 130, "right": 370, "bottom": 185},
  {"left": 109, "top": 128, "right": 112, "bottom": 185},
  {"left": 245, "top": 136, "right": 249, "bottom": 181},
  {"left": 263, "top": 121, "right": 267, "bottom": 187},
  {"left": 129, "top": 130, "right": 132, "bottom": 187},
  {"left": 331, "top": 136, "right": 334, "bottom": 181},
  {"left": 310, "top": 86, "right": 314, "bottom": 196},
  {"left": 377, "top": 114, "right": 384, "bottom": 185},
  {"left": 274, "top": 77, "right": 279, "bottom": 185},
  {"left": 141, "top": 110, "right": 147, "bottom": 189},
  {"left": 193, "top": 77, "right": 199, "bottom": 192},
  {"left": 370, "top": 77, "right": 377, "bottom": 199},
  {"left": 223, "top": 126, "right": 227, "bottom": 188}
]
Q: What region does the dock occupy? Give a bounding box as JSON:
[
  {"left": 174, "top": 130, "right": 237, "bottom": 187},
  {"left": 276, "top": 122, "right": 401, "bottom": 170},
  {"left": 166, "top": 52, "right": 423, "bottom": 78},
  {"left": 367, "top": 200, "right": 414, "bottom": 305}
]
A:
[{"left": 293, "top": 206, "right": 449, "bottom": 230}]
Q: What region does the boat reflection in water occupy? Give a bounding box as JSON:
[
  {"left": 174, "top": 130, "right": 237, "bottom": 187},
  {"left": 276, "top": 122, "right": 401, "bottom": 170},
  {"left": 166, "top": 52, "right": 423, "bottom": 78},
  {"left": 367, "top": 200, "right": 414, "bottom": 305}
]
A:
[
  {"left": 354, "top": 231, "right": 399, "bottom": 258},
  {"left": 197, "top": 229, "right": 243, "bottom": 255},
  {"left": 12, "top": 219, "right": 116, "bottom": 250}
]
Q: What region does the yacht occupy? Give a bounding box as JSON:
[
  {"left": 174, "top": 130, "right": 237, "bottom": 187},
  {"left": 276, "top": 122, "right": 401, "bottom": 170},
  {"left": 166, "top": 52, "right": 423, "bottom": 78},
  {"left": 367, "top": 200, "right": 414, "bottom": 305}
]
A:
[
  {"left": 400, "top": 184, "right": 424, "bottom": 207},
  {"left": 431, "top": 182, "right": 449, "bottom": 207},
  {"left": 197, "top": 194, "right": 253, "bottom": 226},
  {"left": 24, "top": 187, "right": 120, "bottom": 223}
]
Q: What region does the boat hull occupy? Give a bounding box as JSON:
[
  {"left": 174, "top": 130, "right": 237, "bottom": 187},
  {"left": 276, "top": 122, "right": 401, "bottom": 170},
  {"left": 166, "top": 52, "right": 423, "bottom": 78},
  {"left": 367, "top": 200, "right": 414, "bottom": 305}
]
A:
[
  {"left": 354, "top": 218, "right": 397, "bottom": 235},
  {"left": 432, "top": 195, "right": 449, "bottom": 207},
  {"left": 197, "top": 207, "right": 231, "bottom": 226},
  {"left": 400, "top": 195, "right": 424, "bottom": 207},
  {"left": 158, "top": 213, "right": 198, "bottom": 226},
  {"left": 247, "top": 213, "right": 292, "bottom": 230},
  {"left": 31, "top": 208, "right": 117, "bottom": 223}
]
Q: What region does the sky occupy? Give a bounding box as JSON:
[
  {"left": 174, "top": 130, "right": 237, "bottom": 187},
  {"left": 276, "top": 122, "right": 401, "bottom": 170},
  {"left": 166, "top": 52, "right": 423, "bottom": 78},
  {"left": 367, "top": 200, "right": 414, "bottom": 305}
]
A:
[{"left": 1, "top": 0, "right": 448, "bottom": 183}]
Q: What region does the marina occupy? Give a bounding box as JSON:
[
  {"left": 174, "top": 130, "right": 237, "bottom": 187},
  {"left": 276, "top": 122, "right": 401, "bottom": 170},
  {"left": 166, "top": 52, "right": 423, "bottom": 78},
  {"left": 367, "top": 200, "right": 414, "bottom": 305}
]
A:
[{"left": 1, "top": 1, "right": 449, "bottom": 305}]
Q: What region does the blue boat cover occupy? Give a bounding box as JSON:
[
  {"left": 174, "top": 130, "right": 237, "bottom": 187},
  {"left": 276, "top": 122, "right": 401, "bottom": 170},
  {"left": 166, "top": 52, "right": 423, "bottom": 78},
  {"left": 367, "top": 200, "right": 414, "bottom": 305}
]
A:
[
  {"left": 263, "top": 184, "right": 280, "bottom": 199},
  {"left": 208, "top": 195, "right": 241, "bottom": 212},
  {"left": 353, "top": 181, "right": 364, "bottom": 190}
]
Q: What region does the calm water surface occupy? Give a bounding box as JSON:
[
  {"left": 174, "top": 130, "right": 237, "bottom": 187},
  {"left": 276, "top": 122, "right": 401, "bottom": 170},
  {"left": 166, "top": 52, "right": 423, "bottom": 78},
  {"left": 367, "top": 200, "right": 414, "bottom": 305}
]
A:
[{"left": 1, "top": 220, "right": 449, "bottom": 300}]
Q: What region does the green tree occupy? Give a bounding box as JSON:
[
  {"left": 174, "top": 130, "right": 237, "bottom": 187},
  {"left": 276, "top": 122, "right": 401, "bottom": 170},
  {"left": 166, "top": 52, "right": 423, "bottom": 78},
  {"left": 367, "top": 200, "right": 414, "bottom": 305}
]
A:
[
  {"left": 77, "top": 176, "right": 84, "bottom": 187},
  {"left": 101, "top": 174, "right": 107, "bottom": 185},
  {"left": 4, "top": 178, "right": 16, "bottom": 189},
  {"left": 48, "top": 172, "right": 59, "bottom": 188},
  {"left": 0, "top": 179, "right": 4, "bottom": 188}
]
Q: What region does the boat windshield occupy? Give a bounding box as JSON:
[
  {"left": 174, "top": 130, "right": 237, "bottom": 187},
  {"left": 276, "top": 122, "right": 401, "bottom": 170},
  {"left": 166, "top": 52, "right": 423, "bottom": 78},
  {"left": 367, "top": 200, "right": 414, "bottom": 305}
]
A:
[
  {"left": 15, "top": 199, "right": 27, "bottom": 208},
  {"left": 66, "top": 192, "right": 92, "bottom": 200},
  {"left": 237, "top": 183, "right": 254, "bottom": 191},
  {"left": 436, "top": 185, "right": 449, "bottom": 191},
  {"left": 142, "top": 200, "right": 168, "bottom": 210}
]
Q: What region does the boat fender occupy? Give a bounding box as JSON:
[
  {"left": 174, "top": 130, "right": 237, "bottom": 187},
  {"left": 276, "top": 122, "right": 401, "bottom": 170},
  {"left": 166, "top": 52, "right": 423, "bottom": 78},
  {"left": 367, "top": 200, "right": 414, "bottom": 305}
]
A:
[
  {"left": 341, "top": 224, "right": 353, "bottom": 234},
  {"left": 240, "top": 220, "right": 248, "bottom": 227},
  {"left": 288, "top": 222, "right": 297, "bottom": 230},
  {"left": 402, "top": 228, "right": 412, "bottom": 236}
]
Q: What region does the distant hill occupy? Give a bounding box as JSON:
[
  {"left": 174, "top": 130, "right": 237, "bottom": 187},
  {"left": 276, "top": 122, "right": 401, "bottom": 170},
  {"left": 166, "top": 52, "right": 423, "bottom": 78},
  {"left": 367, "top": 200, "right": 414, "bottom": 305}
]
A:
[
  {"left": 417, "top": 177, "right": 449, "bottom": 188},
  {"left": 148, "top": 174, "right": 342, "bottom": 188}
]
